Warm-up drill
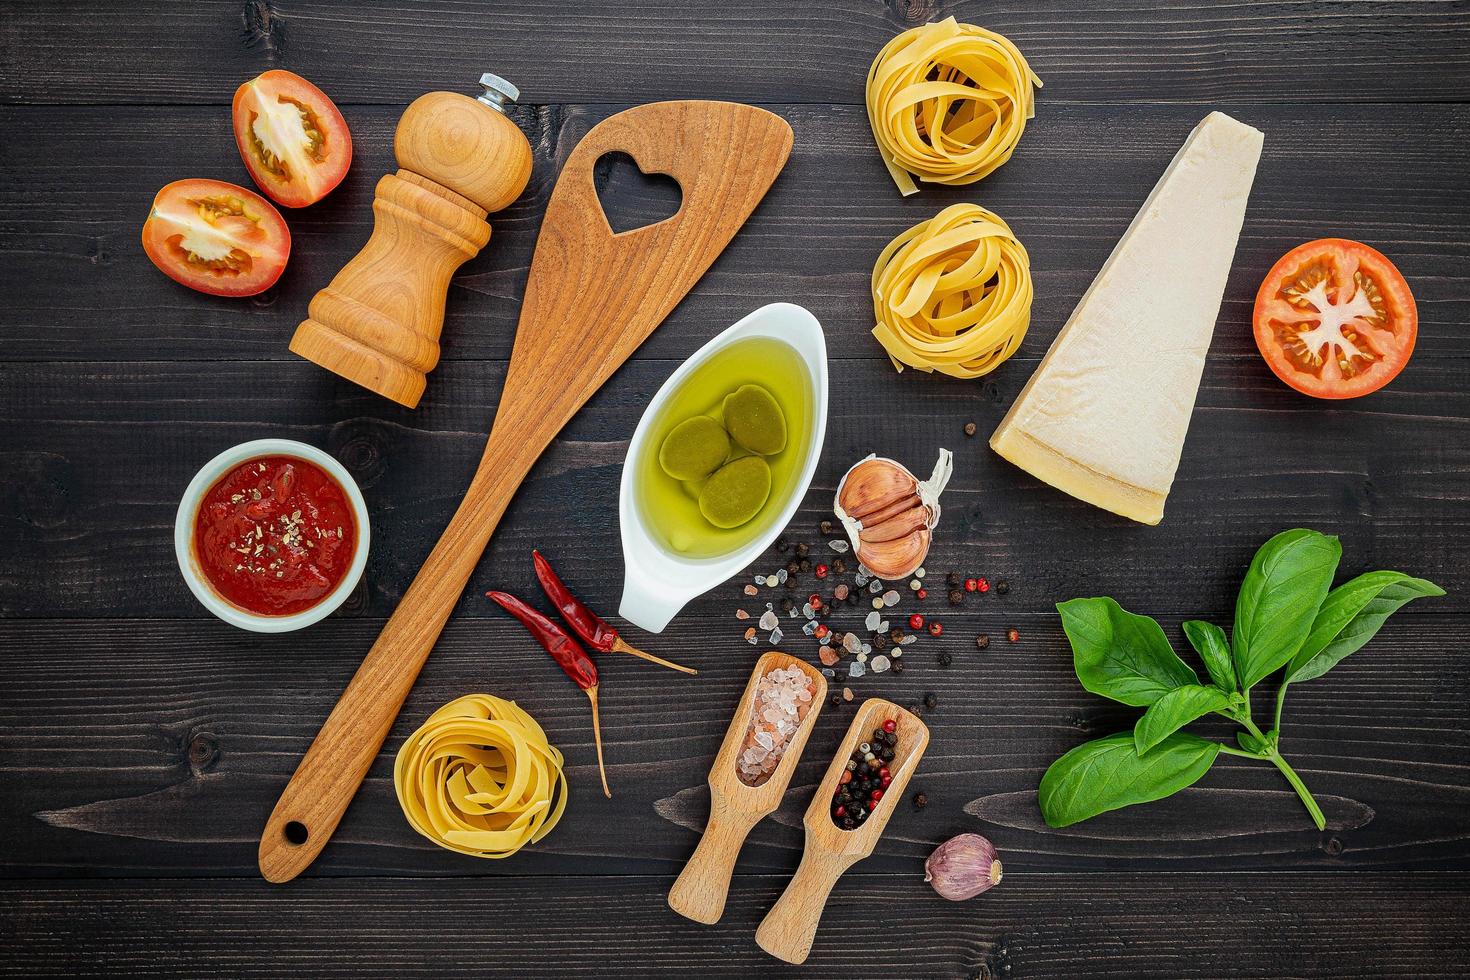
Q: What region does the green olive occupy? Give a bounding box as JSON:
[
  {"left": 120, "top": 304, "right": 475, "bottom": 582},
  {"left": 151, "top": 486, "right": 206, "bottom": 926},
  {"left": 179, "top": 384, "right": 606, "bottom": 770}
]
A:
[
  {"left": 698, "top": 456, "right": 772, "bottom": 528},
  {"left": 658, "top": 415, "right": 730, "bottom": 482},
  {"left": 722, "top": 384, "right": 787, "bottom": 456}
]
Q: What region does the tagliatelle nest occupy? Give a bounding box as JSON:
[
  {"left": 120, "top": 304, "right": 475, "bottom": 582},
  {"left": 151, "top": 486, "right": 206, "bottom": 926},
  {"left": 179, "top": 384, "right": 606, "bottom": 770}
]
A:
[
  {"left": 865, "top": 17, "right": 1042, "bottom": 195},
  {"left": 871, "top": 203, "right": 1033, "bottom": 379}
]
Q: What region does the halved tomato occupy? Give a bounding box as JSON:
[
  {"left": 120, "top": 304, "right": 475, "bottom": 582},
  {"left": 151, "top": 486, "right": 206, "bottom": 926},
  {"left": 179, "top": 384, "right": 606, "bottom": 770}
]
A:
[
  {"left": 141, "top": 179, "right": 291, "bottom": 297},
  {"left": 1253, "top": 239, "right": 1417, "bottom": 399},
  {"left": 233, "top": 70, "right": 352, "bottom": 207}
]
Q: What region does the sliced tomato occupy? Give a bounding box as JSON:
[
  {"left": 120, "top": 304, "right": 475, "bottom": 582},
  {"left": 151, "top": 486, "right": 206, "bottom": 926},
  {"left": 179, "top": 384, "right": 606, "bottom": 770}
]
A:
[
  {"left": 1253, "top": 239, "right": 1417, "bottom": 399},
  {"left": 233, "top": 69, "right": 352, "bottom": 207},
  {"left": 141, "top": 179, "right": 291, "bottom": 297}
]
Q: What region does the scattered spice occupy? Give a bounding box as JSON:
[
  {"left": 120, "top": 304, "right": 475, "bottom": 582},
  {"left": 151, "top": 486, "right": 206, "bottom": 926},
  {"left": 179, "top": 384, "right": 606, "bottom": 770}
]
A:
[
  {"left": 948, "top": 588, "right": 964, "bottom": 606},
  {"left": 913, "top": 790, "right": 929, "bottom": 809},
  {"left": 927, "top": 620, "right": 943, "bottom": 637},
  {"left": 832, "top": 721, "right": 899, "bottom": 829},
  {"left": 963, "top": 421, "right": 977, "bottom": 437},
  {"left": 816, "top": 563, "right": 830, "bottom": 579},
  {"left": 977, "top": 576, "right": 990, "bottom": 593},
  {"left": 909, "top": 614, "right": 925, "bottom": 630},
  {"left": 843, "top": 687, "right": 854, "bottom": 702},
  {"left": 917, "top": 588, "right": 928, "bottom": 600},
  {"left": 938, "top": 652, "right": 953, "bottom": 667},
  {"left": 795, "top": 542, "right": 810, "bottom": 558},
  {"left": 996, "top": 578, "right": 1010, "bottom": 594},
  {"left": 737, "top": 665, "right": 816, "bottom": 786},
  {"left": 965, "top": 578, "right": 978, "bottom": 592},
  {"left": 1007, "top": 627, "right": 1020, "bottom": 643},
  {"left": 924, "top": 692, "right": 938, "bottom": 710},
  {"left": 975, "top": 633, "right": 990, "bottom": 649},
  {"left": 946, "top": 571, "right": 962, "bottom": 587}
]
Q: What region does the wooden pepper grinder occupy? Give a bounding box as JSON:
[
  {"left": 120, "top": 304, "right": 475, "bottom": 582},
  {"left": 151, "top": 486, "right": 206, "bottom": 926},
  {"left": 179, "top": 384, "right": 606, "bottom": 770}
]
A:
[{"left": 289, "top": 73, "right": 533, "bottom": 408}]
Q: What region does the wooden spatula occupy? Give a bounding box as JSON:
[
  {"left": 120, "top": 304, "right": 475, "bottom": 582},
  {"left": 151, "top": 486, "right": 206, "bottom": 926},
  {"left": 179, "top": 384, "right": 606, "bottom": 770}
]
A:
[
  {"left": 668, "top": 650, "right": 826, "bottom": 924},
  {"left": 755, "top": 698, "right": 929, "bottom": 964},
  {"left": 258, "top": 101, "right": 793, "bottom": 884}
]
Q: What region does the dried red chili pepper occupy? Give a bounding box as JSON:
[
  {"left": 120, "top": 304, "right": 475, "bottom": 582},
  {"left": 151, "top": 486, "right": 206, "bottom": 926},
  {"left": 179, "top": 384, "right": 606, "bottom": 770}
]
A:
[
  {"left": 531, "top": 550, "right": 696, "bottom": 675},
  {"left": 486, "top": 590, "right": 612, "bottom": 798}
]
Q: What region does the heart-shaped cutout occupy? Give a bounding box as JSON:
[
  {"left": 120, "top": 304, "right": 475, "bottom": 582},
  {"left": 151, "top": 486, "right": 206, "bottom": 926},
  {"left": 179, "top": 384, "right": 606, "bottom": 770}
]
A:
[{"left": 593, "top": 151, "right": 683, "bottom": 235}]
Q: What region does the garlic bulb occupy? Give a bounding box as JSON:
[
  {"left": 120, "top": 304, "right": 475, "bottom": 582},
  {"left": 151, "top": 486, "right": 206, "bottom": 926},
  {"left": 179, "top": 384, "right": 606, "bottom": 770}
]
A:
[
  {"left": 924, "top": 833, "right": 1002, "bottom": 901},
  {"left": 834, "top": 449, "right": 952, "bottom": 579}
]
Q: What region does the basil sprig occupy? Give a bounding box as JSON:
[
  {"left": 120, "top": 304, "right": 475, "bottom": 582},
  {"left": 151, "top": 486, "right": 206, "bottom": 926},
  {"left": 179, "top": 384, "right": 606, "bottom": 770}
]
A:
[{"left": 1039, "top": 529, "right": 1443, "bottom": 830}]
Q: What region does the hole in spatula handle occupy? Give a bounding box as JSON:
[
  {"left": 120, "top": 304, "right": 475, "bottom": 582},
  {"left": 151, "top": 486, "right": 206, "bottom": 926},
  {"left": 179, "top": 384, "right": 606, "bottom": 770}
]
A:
[
  {"left": 593, "top": 151, "right": 683, "bottom": 235},
  {"left": 284, "top": 820, "right": 309, "bottom": 846}
]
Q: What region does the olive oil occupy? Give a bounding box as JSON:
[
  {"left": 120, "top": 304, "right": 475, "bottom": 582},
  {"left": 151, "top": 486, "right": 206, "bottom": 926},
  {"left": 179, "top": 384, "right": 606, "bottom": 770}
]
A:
[{"left": 635, "top": 337, "right": 813, "bottom": 558}]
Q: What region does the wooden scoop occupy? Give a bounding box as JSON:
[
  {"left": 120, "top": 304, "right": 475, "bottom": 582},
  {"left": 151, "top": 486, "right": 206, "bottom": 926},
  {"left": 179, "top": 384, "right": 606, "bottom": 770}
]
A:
[
  {"left": 755, "top": 698, "right": 929, "bottom": 965},
  {"left": 258, "top": 101, "right": 793, "bottom": 884},
  {"left": 668, "top": 651, "right": 826, "bottom": 924}
]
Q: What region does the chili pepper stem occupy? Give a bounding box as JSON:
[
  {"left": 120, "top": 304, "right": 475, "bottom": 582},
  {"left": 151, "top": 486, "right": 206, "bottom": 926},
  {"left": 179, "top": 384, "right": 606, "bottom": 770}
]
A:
[
  {"left": 610, "top": 636, "right": 697, "bottom": 675},
  {"left": 585, "top": 684, "right": 612, "bottom": 798}
]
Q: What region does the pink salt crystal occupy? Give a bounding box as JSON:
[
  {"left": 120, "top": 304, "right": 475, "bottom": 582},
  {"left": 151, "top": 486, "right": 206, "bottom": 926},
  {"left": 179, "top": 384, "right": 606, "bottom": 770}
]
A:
[
  {"left": 735, "top": 609, "right": 750, "bottom": 620},
  {"left": 744, "top": 584, "right": 759, "bottom": 596},
  {"left": 819, "top": 646, "right": 840, "bottom": 667}
]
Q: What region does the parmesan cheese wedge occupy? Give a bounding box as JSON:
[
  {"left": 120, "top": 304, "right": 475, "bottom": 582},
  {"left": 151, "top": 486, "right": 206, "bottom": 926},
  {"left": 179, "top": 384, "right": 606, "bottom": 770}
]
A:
[{"left": 989, "top": 111, "right": 1264, "bottom": 525}]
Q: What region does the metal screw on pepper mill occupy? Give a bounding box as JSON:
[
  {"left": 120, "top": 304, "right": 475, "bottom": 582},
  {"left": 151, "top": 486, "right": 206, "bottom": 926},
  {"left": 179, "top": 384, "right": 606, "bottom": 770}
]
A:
[{"left": 289, "top": 72, "right": 534, "bottom": 408}]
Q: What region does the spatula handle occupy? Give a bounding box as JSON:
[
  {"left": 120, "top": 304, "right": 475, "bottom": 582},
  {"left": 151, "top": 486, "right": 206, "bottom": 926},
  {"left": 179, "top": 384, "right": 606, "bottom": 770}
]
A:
[
  {"left": 667, "top": 791, "right": 763, "bottom": 924},
  {"left": 755, "top": 846, "right": 855, "bottom": 965},
  {"left": 258, "top": 432, "right": 531, "bottom": 883}
]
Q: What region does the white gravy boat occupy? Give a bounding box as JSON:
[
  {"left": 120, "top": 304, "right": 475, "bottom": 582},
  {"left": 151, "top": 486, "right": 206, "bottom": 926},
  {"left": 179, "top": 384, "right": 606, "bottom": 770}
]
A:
[{"left": 619, "top": 303, "right": 829, "bottom": 632}]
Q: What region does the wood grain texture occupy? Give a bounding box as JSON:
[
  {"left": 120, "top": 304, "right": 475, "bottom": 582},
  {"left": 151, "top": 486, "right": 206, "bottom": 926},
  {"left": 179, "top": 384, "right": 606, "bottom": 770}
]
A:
[
  {"left": 5, "top": 103, "right": 1468, "bottom": 365},
  {"left": 290, "top": 92, "right": 533, "bottom": 407},
  {"left": 668, "top": 651, "right": 826, "bottom": 925},
  {"left": 5, "top": 612, "right": 1465, "bottom": 880},
  {"left": 757, "top": 699, "right": 929, "bottom": 963},
  {"left": 4, "top": 1, "right": 1469, "bottom": 106},
  {"left": 258, "top": 101, "right": 792, "bottom": 882},
  {"left": 4, "top": 0, "right": 1470, "bottom": 973},
  {"left": 3, "top": 874, "right": 1469, "bottom": 977},
  {"left": 2, "top": 356, "right": 1465, "bottom": 621}
]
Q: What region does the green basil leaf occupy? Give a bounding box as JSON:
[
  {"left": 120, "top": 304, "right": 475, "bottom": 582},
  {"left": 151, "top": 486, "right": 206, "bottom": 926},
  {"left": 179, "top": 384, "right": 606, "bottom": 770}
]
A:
[
  {"left": 1058, "top": 597, "right": 1199, "bottom": 707},
  {"left": 1237, "top": 730, "right": 1266, "bottom": 754},
  {"left": 1182, "top": 620, "right": 1237, "bottom": 692},
  {"left": 1039, "top": 732, "right": 1221, "bottom": 828},
  {"left": 1232, "top": 529, "right": 1342, "bottom": 690},
  {"left": 1133, "top": 684, "right": 1233, "bottom": 753},
  {"left": 1286, "top": 571, "right": 1445, "bottom": 683}
]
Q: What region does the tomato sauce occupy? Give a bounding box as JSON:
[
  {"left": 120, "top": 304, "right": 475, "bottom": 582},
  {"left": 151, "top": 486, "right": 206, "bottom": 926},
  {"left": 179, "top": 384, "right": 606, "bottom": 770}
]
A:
[{"left": 193, "top": 455, "right": 356, "bottom": 616}]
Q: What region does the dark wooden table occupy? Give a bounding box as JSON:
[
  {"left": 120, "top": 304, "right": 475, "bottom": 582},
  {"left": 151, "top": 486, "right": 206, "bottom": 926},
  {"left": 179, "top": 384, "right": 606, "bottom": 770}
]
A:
[{"left": 3, "top": 2, "right": 1468, "bottom": 976}]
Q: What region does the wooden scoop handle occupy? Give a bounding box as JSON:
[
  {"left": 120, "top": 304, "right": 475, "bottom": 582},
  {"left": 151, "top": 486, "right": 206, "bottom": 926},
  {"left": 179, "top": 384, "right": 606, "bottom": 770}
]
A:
[
  {"left": 755, "top": 845, "right": 857, "bottom": 965},
  {"left": 667, "top": 790, "right": 763, "bottom": 924},
  {"left": 258, "top": 429, "right": 533, "bottom": 883}
]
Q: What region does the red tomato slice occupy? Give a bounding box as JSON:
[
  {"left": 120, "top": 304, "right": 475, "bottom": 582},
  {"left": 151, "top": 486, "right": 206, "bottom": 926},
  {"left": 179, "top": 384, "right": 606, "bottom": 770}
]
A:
[
  {"left": 233, "top": 70, "right": 352, "bottom": 208},
  {"left": 141, "top": 179, "right": 291, "bottom": 297},
  {"left": 1253, "top": 239, "right": 1417, "bottom": 399}
]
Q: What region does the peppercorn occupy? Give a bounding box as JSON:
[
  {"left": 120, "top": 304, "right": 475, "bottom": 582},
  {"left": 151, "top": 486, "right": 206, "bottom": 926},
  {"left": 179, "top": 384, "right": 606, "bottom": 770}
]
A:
[
  {"left": 924, "top": 692, "right": 937, "bottom": 710},
  {"left": 830, "top": 693, "right": 842, "bottom": 707},
  {"left": 938, "top": 652, "right": 953, "bottom": 667},
  {"left": 781, "top": 597, "right": 795, "bottom": 613},
  {"left": 874, "top": 633, "right": 888, "bottom": 650},
  {"left": 845, "top": 759, "right": 857, "bottom": 771},
  {"left": 964, "top": 421, "right": 977, "bottom": 437},
  {"left": 819, "top": 519, "right": 834, "bottom": 536},
  {"left": 786, "top": 577, "right": 798, "bottom": 590},
  {"left": 786, "top": 560, "right": 801, "bottom": 575},
  {"left": 909, "top": 614, "right": 925, "bottom": 630},
  {"left": 799, "top": 559, "right": 811, "bottom": 572},
  {"left": 965, "top": 578, "right": 978, "bottom": 592},
  {"left": 916, "top": 588, "right": 928, "bottom": 600},
  {"left": 913, "top": 791, "right": 928, "bottom": 809},
  {"left": 892, "top": 660, "right": 905, "bottom": 674},
  {"left": 775, "top": 536, "right": 789, "bottom": 553},
  {"left": 879, "top": 746, "right": 894, "bottom": 762},
  {"left": 795, "top": 542, "right": 810, "bottom": 558},
  {"left": 890, "top": 628, "right": 905, "bottom": 643},
  {"left": 928, "top": 620, "right": 943, "bottom": 637},
  {"left": 978, "top": 576, "right": 990, "bottom": 593},
  {"left": 833, "top": 559, "right": 847, "bottom": 575},
  {"left": 996, "top": 578, "right": 1010, "bottom": 594},
  {"left": 842, "top": 816, "right": 856, "bottom": 830},
  {"left": 870, "top": 788, "right": 884, "bottom": 802},
  {"left": 1008, "top": 627, "right": 1020, "bottom": 643},
  {"left": 948, "top": 589, "right": 964, "bottom": 606},
  {"left": 975, "top": 633, "right": 990, "bottom": 649},
  {"left": 946, "top": 571, "right": 962, "bottom": 587},
  {"left": 815, "top": 563, "right": 830, "bottom": 579}
]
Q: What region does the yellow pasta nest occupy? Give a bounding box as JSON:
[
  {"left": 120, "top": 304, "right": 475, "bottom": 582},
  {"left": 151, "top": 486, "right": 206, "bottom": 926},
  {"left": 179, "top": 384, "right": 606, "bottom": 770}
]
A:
[
  {"left": 393, "top": 694, "right": 568, "bottom": 859},
  {"left": 871, "top": 203, "right": 1032, "bottom": 379},
  {"left": 866, "top": 17, "right": 1042, "bottom": 195}
]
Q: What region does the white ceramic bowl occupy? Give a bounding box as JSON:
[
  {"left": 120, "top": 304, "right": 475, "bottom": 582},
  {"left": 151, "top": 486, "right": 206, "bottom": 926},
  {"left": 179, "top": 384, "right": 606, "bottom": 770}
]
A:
[
  {"left": 174, "top": 438, "right": 371, "bottom": 632},
  {"left": 619, "top": 303, "right": 828, "bottom": 632}
]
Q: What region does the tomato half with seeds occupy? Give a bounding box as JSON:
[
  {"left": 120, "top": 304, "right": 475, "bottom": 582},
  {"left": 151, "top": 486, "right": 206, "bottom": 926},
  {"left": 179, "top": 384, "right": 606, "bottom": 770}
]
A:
[
  {"left": 141, "top": 179, "right": 291, "bottom": 297},
  {"left": 232, "top": 69, "right": 352, "bottom": 207},
  {"left": 1253, "top": 239, "right": 1417, "bottom": 399}
]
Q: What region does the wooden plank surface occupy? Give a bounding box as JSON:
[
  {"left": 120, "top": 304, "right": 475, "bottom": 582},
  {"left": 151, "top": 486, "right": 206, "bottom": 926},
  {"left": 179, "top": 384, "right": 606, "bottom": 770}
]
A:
[
  {"left": 3, "top": 0, "right": 1469, "bottom": 974},
  {"left": 4, "top": 1, "right": 1469, "bottom": 106},
  {"left": 4, "top": 103, "right": 1467, "bottom": 363},
  {"left": 4, "top": 874, "right": 1469, "bottom": 978}
]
